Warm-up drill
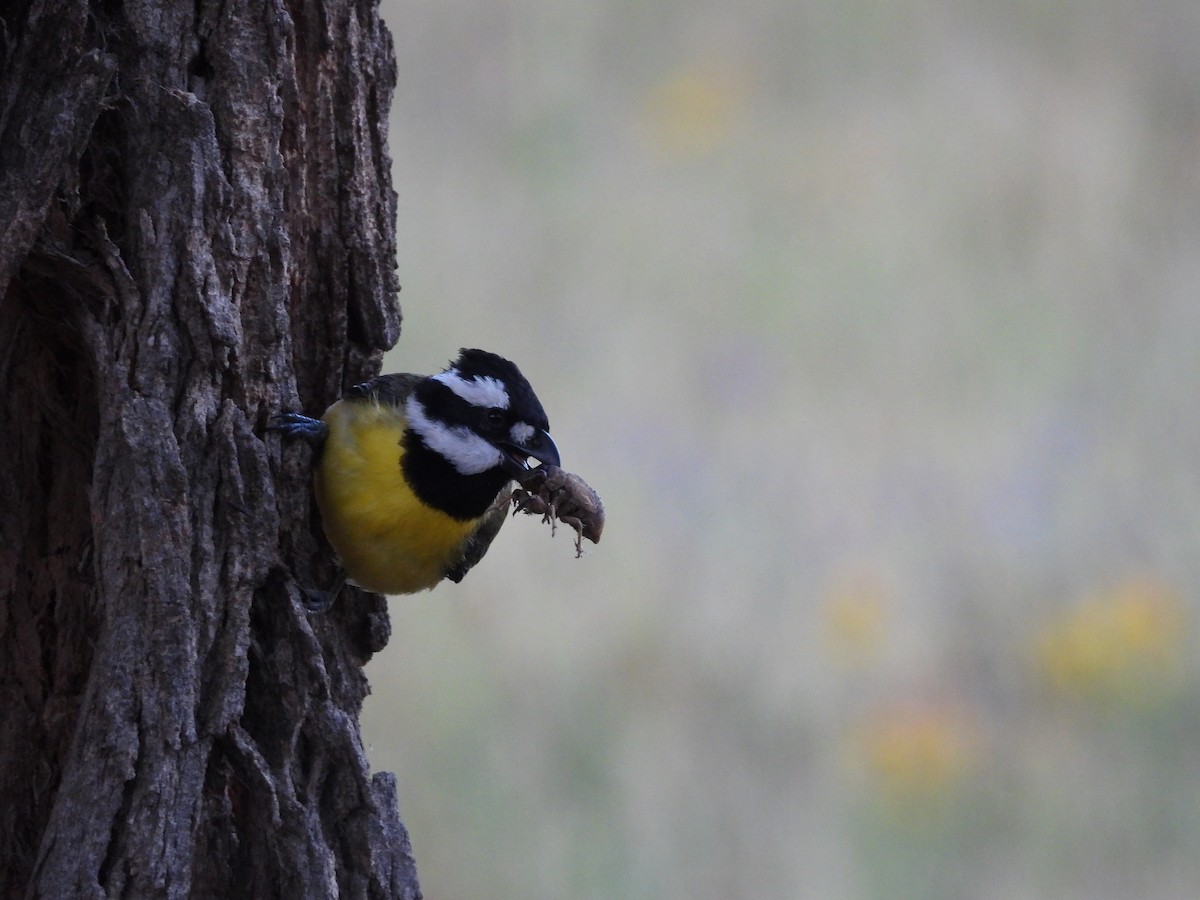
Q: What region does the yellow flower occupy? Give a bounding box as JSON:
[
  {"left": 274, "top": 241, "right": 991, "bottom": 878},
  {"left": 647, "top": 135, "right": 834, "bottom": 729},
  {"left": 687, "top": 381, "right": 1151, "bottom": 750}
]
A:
[
  {"left": 1035, "top": 577, "right": 1188, "bottom": 705},
  {"left": 856, "top": 703, "right": 979, "bottom": 802},
  {"left": 640, "top": 63, "right": 746, "bottom": 160},
  {"left": 820, "top": 571, "right": 889, "bottom": 665}
]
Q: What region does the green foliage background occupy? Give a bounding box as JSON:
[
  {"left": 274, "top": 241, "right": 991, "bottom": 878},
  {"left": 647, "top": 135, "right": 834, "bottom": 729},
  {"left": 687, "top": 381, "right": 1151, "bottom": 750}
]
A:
[{"left": 363, "top": 2, "right": 1200, "bottom": 896}]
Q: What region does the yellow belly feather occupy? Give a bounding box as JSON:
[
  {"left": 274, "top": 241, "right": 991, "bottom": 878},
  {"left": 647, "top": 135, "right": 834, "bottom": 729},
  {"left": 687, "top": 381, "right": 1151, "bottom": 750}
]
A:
[{"left": 315, "top": 399, "right": 477, "bottom": 593}]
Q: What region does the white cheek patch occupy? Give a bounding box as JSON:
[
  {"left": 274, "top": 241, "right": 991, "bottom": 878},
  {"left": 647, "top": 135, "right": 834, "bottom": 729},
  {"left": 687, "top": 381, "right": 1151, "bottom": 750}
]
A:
[
  {"left": 406, "top": 396, "right": 503, "bottom": 475},
  {"left": 433, "top": 369, "right": 510, "bottom": 409},
  {"left": 509, "top": 422, "right": 535, "bottom": 445}
]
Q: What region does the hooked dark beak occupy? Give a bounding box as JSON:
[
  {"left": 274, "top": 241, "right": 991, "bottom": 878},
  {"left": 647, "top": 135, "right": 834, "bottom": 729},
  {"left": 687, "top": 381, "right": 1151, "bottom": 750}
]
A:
[{"left": 497, "top": 428, "right": 560, "bottom": 477}]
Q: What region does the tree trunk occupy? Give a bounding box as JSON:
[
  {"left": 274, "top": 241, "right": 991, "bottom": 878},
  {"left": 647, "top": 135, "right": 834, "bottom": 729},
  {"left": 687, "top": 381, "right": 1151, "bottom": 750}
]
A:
[{"left": 0, "top": 1, "right": 419, "bottom": 897}]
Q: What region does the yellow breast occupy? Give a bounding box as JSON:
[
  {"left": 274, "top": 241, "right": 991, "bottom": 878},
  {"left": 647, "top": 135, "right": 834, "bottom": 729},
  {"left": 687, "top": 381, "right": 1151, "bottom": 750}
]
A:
[{"left": 314, "top": 398, "right": 478, "bottom": 594}]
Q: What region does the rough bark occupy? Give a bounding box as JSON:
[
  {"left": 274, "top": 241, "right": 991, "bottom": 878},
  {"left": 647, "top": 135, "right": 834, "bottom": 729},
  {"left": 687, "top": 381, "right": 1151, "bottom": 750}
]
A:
[{"left": 0, "top": 1, "right": 418, "bottom": 897}]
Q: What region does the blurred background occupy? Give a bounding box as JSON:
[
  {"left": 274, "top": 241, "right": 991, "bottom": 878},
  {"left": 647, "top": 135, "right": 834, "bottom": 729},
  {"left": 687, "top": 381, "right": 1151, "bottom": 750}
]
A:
[{"left": 361, "top": 1, "right": 1200, "bottom": 897}]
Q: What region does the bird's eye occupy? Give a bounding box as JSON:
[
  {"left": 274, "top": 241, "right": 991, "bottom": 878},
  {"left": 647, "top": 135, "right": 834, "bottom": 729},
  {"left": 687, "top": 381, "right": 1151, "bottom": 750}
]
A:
[{"left": 485, "top": 408, "right": 506, "bottom": 429}]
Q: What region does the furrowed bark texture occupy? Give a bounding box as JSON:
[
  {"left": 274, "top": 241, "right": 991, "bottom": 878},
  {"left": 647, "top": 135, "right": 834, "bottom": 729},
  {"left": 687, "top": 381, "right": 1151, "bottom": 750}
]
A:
[{"left": 0, "top": 1, "right": 419, "bottom": 897}]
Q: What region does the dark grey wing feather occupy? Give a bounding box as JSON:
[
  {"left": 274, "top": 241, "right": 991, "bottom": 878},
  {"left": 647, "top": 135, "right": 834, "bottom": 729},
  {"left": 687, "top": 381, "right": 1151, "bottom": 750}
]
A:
[
  {"left": 346, "top": 373, "right": 423, "bottom": 407},
  {"left": 444, "top": 495, "right": 510, "bottom": 583}
]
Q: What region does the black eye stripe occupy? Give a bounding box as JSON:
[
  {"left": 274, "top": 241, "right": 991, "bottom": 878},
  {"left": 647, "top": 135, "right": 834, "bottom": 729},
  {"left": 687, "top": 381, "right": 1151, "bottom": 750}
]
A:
[
  {"left": 415, "top": 367, "right": 550, "bottom": 433},
  {"left": 417, "top": 379, "right": 501, "bottom": 426}
]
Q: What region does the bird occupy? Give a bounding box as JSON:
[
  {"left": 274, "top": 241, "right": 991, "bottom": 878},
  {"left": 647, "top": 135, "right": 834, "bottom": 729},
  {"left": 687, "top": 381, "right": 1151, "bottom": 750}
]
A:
[{"left": 273, "top": 348, "right": 560, "bottom": 608}]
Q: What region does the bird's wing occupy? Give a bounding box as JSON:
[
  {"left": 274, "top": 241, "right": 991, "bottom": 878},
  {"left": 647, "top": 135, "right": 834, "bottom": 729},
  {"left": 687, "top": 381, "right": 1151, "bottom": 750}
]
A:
[
  {"left": 444, "top": 495, "right": 510, "bottom": 584},
  {"left": 346, "top": 373, "right": 424, "bottom": 407}
]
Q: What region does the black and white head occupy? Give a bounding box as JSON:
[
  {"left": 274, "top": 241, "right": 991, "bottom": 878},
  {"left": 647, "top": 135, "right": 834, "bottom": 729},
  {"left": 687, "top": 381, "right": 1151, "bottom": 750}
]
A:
[{"left": 403, "top": 349, "right": 560, "bottom": 516}]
